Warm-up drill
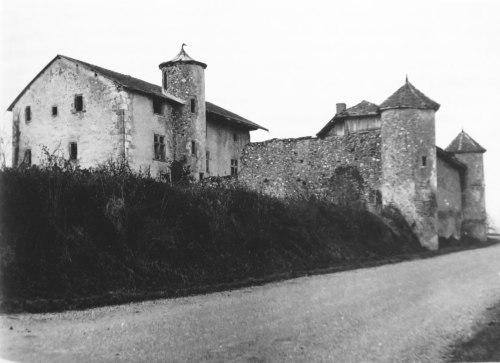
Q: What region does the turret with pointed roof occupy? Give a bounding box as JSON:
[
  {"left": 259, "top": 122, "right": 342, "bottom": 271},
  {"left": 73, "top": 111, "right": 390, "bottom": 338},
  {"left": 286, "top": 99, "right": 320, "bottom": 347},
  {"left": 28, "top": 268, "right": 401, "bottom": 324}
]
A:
[
  {"left": 445, "top": 130, "right": 486, "bottom": 154},
  {"left": 379, "top": 78, "right": 440, "bottom": 111},
  {"left": 380, "top": 78, "right": 439, "bottom": 249},
  {"left": 159, "top": 44, "right": 208, "bottom": 177},
  {"left": 446, "top": 130, "right": 487, "bottom": 241},
  {"left": 159, "top": 44, "right": 207, "bottom": 70}
]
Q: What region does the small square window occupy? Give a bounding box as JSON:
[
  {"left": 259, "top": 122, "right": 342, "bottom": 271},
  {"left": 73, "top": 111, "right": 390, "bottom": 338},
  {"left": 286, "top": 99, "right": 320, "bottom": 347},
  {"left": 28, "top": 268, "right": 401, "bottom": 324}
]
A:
[
  {"left": 153, "top": 98, "right": 162, "bottom": 114},
  {"left": 154, "top": 134, "right": 166, "bottom": 161},
  {"left": 231, "top": 159, "right": 238, "bottom": 176},
  {"left": 70, "top": 142, "right": 78, "bottom": 160},
  {"left": 25, "top": 106, "right": 31, "bottom": 123},
  {"left": 52, "top": 106, "right": 58, "bottom": 117},
  {"left": 74, "top": 95, "right": 84, "bottom": 112}
]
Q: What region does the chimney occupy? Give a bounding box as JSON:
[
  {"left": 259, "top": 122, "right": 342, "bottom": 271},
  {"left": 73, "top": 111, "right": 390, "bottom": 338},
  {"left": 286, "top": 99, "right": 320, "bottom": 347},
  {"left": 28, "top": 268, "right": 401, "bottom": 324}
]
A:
[{"left": 336, "top": 103, "right": 346, "bottom": 114}]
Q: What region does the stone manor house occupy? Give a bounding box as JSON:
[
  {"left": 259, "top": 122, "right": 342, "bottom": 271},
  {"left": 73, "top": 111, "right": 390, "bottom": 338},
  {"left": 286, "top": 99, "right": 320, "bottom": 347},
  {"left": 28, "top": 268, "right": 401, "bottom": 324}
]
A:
[{"left": 8, "top": 46, "right": 487, "bottom": 250}]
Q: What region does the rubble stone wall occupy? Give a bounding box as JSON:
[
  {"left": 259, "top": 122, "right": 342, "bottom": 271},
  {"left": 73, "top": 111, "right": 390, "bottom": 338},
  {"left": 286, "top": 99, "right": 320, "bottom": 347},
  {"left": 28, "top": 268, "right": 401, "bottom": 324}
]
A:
[
  {"left": 381, "top": 108, "right": 438, "bottom": 250},
  {"left": 436, "top": 156, "right": 463, "bottom": 239},
  {"left": 454, "top": 153, "right": 487, "bottom": 241},
  {"left": 239, "top": 130, "right": 382, "bottom": 210}
]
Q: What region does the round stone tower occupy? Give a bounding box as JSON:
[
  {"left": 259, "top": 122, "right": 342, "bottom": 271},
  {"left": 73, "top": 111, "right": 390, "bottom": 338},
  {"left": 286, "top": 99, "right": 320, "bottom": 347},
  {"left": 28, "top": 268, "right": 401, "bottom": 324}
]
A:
[
  {"left": 379, "top": 78, "right": 441, "bottom": 250},
  {"left": 159, "top": 45, "right": 207, "bottom": 179},
  {"left": 445, "top": 131, "right": 487, "bottom": 241}
]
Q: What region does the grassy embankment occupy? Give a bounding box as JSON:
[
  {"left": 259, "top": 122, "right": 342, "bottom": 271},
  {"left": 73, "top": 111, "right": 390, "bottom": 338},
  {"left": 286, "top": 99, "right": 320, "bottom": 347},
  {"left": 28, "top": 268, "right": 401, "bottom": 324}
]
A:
[{"left": 0, "top": 160, "right": 424, "bottom": 312}]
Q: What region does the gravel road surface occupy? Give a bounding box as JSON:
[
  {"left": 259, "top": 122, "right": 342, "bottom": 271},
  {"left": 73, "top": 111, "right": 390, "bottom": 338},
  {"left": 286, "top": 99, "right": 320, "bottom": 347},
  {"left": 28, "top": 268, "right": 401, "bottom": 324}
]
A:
[{"left": 1, "top": 242, "right": 500, "bottom": 363}]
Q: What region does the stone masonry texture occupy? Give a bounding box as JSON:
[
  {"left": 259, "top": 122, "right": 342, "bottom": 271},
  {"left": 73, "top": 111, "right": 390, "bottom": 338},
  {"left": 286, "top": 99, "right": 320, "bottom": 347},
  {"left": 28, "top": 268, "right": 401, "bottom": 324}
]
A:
[
  {"left": 381, "top": 108, "right": 438, "bottom": 250},
  {"left": 437, "top": 156, "right": 463, "bottom": 239},
  {"left": 239, "top": 130, "right": 382, "bottom": 211}
]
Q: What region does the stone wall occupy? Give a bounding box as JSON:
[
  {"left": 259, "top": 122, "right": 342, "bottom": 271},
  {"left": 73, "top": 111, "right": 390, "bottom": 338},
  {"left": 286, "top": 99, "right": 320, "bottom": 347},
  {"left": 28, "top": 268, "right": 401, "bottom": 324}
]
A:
[
  {"left": 129, "top": 92, "right": 174, "bottom": 177},
  {"left": 454, "top": 153, "right": 487, "bottom": 241},
  {"left": 380, "top": 108, "right": 438, "bottom": 250},
  {"left": 163, "top": 63, "right": 206, "bottom": 178},
  {"left": 436, "top": 155, "right": 463, "bottom": 239},
  {"left": 12, "top": 57, "right": 124, "bottom": 168},
  {"left": 206, "top": 118, "right": 250, "bottom": 177},
  {"left": 239, "top": 130, "right": 382, "bottom": 209}
]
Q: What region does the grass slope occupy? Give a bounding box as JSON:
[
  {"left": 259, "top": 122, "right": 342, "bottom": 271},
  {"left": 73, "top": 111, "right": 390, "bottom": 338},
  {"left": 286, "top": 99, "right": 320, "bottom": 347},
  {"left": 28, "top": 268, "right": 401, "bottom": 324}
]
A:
[{"left": 0, "top": 162, "right": 423, "bottom": 311}]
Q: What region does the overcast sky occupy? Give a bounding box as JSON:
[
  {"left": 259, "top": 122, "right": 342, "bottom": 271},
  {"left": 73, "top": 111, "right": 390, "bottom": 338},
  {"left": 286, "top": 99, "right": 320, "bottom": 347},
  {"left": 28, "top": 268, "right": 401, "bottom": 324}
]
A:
[{"left": 1, "top": 0, "right": 499, "bottom": 226}]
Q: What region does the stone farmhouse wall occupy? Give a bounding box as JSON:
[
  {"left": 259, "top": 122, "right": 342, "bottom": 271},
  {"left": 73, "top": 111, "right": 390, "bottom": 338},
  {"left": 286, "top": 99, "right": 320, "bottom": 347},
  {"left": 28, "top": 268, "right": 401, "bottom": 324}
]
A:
[{"left": 239, "top": 130, "right": 382, "bottom": 210}]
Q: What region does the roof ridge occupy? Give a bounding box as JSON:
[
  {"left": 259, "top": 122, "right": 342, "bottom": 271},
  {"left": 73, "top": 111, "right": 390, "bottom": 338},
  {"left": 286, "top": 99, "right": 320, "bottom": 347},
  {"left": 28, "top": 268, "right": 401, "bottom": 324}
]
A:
[{"left": 8, "top": 54, "right": 266, "bottom": 131}]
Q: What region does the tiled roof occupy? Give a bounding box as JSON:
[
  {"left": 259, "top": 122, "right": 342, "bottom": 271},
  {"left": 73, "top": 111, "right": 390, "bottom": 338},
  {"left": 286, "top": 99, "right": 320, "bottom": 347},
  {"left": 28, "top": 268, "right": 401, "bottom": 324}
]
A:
[
  {"left": 380, "top": 79, "right": 440, "bottom": 111},
  {"left": 436, "top": 146, "right": 467, "bottom": 171},
  {"left": 445, "top": 131, "right": 486, "bottom": 153},
  {"left": 158, "top": 45, "right": 207, "bottom": 69},
  {"left": 316, "top": 100, "right": 379, "bottom": 137},
  {"left": 339, "top": 100, "right": 379, "bottom": 116},
  {"left": 8, "top": 55, "right": 266, "bottom": 131},
  {"left": 206, "top": 101, "right": 268, "bottom": 131},
  {"left": 61, "top": 56, "right": 186, "bottom": 104}
]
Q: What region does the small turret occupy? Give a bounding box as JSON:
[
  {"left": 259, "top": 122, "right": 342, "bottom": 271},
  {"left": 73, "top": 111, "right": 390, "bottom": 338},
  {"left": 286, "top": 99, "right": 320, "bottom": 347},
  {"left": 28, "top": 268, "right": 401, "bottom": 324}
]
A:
[
  {"left": 445, "top": 131, "right": 487, "bottom": 241},
  {"left": 379, "top": 78, "right": 440, "bottom": 250},
  {"left": 159, "top": 45, "right": 207, "bottom": 179}
]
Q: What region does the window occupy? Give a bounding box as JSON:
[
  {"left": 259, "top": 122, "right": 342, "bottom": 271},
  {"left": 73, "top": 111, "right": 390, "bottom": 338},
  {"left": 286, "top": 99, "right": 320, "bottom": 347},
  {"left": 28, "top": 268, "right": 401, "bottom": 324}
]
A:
[
  {"left": 153, "top": 98, "right": 162, "bottom": 114},
  {"left": 206, "top": 151, "right": 210, "bottom": 173},
  {"left": 25, "top": 106, "right": 31, "bottom": 123},
  {"left": 190, "top": 99, "right": 196, "bottom": 113},
  {"left": 191, "top": 141, "right": 196, "bottom": 155},
  {"left": 233, "top": 133, "right": 238, "bottom": 142},
  {"left": 74, "top": 95, "right": 84, "bottom": 112},
  {"left": 231, "top": 159, "right": 238, "bottom": 176},
  {"left": 163, "top": 71, "right": 168, "bottom": 90},
  {"left": 24, "top": 149, "right": 31, "bottom": 166},
  {"left": 52, "top": 106, "right": 58, "bottom": 117},
  {"left": 199, "top": 172, "right": 204, "bottom": 180},
  {"left": 422, "top": 156, "right": 427, "bottom": 167},
  {"left": 70, "top": 143, "right": 78, "bottom": 160},
  {"left": 154, "top": 134, "right": 166, "bottom": 161}
]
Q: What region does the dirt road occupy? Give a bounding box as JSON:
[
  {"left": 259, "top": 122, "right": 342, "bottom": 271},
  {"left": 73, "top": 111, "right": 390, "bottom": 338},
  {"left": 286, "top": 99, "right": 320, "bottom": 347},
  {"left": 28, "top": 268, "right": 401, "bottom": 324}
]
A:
[{"left": 1, "top": 242, "right": 500, "bottom": 363}]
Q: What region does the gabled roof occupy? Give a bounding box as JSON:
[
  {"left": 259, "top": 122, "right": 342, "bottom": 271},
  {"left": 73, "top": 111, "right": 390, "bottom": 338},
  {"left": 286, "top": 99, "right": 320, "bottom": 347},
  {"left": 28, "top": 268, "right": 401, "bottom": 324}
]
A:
[
  {"left": 61, "top": 55, "right": 186, "bottom": 105},
  {"left": 158, "top": 44, "right": 207, "bottom": 69},
  {"left": 7, "top": 55, "right": 267, "bottom": 131},
  {"left": 338, "top": 100, "right": 379, "bottom": 117},
  {"left": 436, "top": 146, "right": 467, "bottom": 171},
  {"left": 445, "top": 131, "right": 486, "bottom": 154},
  {"left": 316, "top": 100, "right": 379, "bottom": 138},
  {"left": 206, "top": 102, "right": 268, "bottom": 131},
  {"left": 380, "top": 79, "right": 440, "bottom": 111}
]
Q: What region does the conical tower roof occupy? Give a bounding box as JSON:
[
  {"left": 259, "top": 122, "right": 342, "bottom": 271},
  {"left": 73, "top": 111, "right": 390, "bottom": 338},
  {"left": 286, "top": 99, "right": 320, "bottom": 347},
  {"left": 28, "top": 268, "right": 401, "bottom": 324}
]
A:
[
  {"left": 380, "top": 78, "right": 440, "bottom": 111},
  {"left": 445, "top": 130, "right": 486, "bottom": 153},
  {"left": 159, "top": 44, "right": 207, "bottom": 69}
]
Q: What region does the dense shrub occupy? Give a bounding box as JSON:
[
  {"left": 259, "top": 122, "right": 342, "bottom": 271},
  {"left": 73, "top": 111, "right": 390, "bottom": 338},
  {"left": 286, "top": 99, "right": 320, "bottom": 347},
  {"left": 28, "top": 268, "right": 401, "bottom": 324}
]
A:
[{"left": 0, "top": 160, "right": 423, "bottom": 301}]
